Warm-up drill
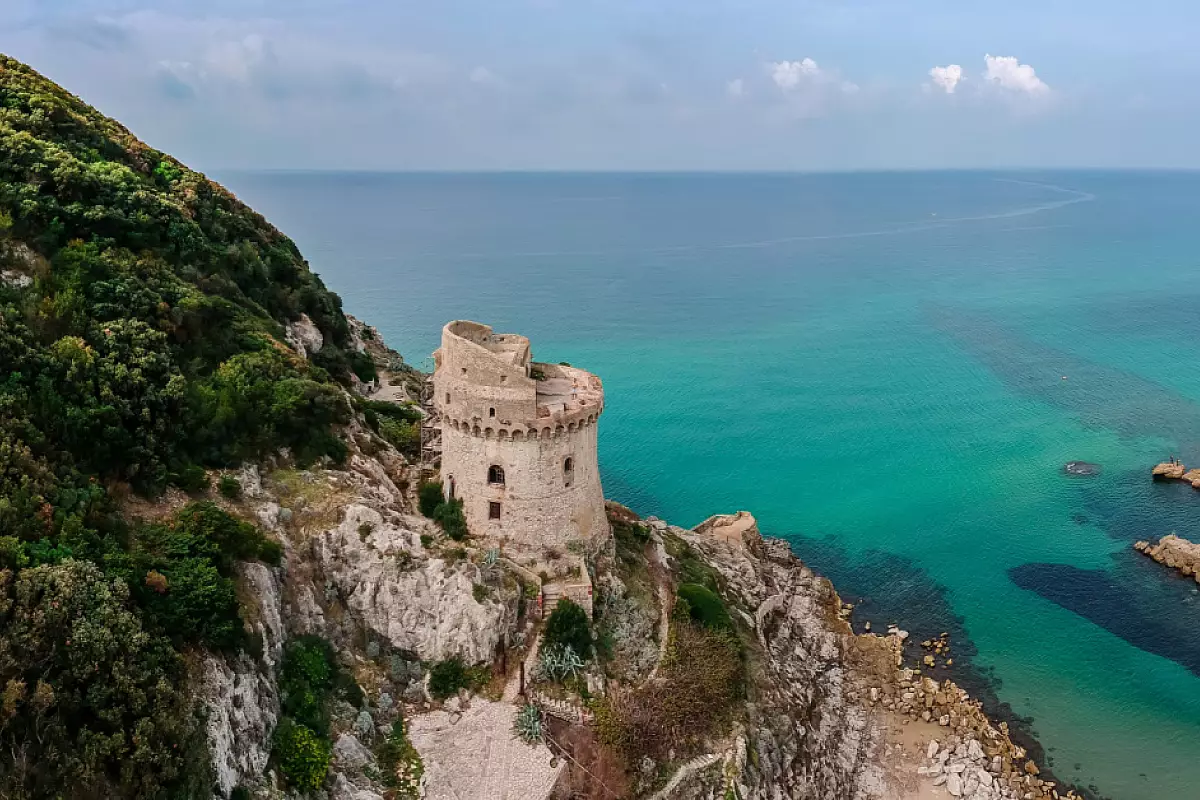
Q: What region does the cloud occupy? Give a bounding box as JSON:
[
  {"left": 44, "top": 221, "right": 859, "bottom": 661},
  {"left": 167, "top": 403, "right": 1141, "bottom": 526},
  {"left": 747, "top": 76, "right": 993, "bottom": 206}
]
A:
[
  {"left": 204, "top": 34, "right": 271, "bottom": 83},
  {"left": 928, "top": 64, "right": 963, "bottom": 94},
  {"left": 983, "top": 54, "right": 1049, "bottom": 94},
  {"left": 770, "top": 58, "right": 821, "bottom": 90},
  {"left": 726, "top": 78, "right": 744, "bottom": 97},
  {"left": 469, "top": 66, "right": 498, "bottom": 85}
]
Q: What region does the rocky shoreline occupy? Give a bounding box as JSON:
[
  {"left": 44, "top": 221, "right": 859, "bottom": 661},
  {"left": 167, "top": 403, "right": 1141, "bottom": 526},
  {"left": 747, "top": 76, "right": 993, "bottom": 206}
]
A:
[{"left": 1134, "top": 534, "right": 1200, "bottom": 585}]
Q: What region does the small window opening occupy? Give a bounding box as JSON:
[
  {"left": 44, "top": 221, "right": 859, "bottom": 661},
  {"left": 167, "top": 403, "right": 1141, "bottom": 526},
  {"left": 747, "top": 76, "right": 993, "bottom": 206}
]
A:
[
  {"left": 447, "top": 477, "right": 456, "bottom": 500},
  {"left": 445, "top": 392, "right": 450, "bottom": 404},
  {"left": 488, "top": 465, "right": 505, "bottom": 485},
  {"left": 489, "top": 407, "right": 496, "bottom": 418},
  {"left": 461, "top": 367, "right": 467, "bottom": 376},
  {"left": 489, "top": 501, "right": 502, "bottom": 520},
  {"left": 563, "top": 457, "right": 575, "bottom": 487},
  {"left": 500, "top": 375, "right": 508, "bottom": 383}
]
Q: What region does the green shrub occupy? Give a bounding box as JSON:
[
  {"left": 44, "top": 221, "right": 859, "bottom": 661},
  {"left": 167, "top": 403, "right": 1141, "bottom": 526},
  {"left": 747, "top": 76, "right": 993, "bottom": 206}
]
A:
[
  {"left": 428, "top": 657, "right": 469, "bottom": 700},
  {"left": 418, "top": 482, "right": 444, "bottom": 518},
  {"left": 171, "top": 464, "right": 210, "bottom": 493},
  {"left": 675, "top": 582, "right": 733, "bottom": 633},
  {"left": 432, "top": 498, "right": 468, "bottom": 541},
  {"left": 543, "top": 598, "right": 592, "bottom": 658},
  {"left": 258, "top": 537, "right": 284, "bottom": 566},
  {"left": 273, "top": 718, "right": 331, "bottom": 792},
  {"left": 378, "top": 416, "right": 420, "bottom": 456},
  {"left": 218, "top": 474, "right": 243, "bottom": 499},
  {"left": 118, "top": 503, "right": 280, "bottom": 650},
  {"left": 279, "top": 635, "right": 337, "bottom": 734},
  {"left": 0, "top": 560, "right": 206, "bottom": 798}
]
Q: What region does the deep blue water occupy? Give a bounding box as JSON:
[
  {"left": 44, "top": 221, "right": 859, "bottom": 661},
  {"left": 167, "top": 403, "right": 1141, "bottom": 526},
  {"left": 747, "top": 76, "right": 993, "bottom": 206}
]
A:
[{"left": 222, "top": 170, "right": 1200, "bottom": 799}]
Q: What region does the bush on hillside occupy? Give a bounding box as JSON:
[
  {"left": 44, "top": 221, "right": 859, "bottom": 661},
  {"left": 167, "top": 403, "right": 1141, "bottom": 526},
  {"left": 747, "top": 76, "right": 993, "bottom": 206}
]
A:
[
  {"left": 543, "top": 598, "right": 592, "bottom": 659},
  {"left": 418, "top": 482, "right": 444, "bottom": 518},
  {"left": 273, "top": 718, "right": 331, "bottom": 792},
  {"left": 593, "top": 620, "right": 743, "bottom": 763},
  {"left": 432, "top": 498, "right": 468, "bottom": 541},
  {"left": 0, "top": 560, "right": 207, "bottom": 798},
  {"left": 675, "top": 582, "right": 733, "bottom": 633}
]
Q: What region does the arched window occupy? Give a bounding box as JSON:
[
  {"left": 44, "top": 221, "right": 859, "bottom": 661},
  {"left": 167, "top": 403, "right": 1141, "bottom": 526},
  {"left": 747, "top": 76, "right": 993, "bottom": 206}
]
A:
[
  {"left": 563, "top": 457, "right": 574, "bottom": 487},
  {"left": 488, "top": 465, "right": 505, "bottom": 486},
  {"left": 489, "top": 407, "right": 496, "bottom": 418},
  {"left": 447, "top": 476, "right": 456, "bottom": 500}
]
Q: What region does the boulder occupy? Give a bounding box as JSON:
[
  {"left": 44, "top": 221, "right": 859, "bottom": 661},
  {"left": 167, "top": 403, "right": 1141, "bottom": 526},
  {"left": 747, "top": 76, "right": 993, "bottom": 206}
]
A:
[{"left": 1152, "top": 462, "right": 1186, "bottom": 480}]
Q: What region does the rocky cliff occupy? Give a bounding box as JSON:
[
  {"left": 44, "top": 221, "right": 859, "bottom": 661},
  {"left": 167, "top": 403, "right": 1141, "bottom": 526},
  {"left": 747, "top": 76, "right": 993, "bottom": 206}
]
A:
[{"left": 186, "top": 328, "right": 1079, "bottom": 800}]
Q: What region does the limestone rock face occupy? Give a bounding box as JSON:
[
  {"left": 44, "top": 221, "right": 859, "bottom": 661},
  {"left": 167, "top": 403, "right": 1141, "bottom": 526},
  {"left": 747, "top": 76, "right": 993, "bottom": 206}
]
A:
[
  {"left": 681, "top": 515, "right": 888, "bottom": 800},
  {"left": 315, "top": 503, "right": 519, "bottom": 663},
  {"left": 285, "top": 312, "right": 325, "bottom": 356},
  {"left": 201, "top": 563, "right": 285, "bottom": 797}
]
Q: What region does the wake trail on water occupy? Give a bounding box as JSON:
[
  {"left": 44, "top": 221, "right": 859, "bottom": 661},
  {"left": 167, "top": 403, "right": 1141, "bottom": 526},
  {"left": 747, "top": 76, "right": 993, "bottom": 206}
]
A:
[{"left": 357, "top": 178, "right": 1095, "bottom": 262}]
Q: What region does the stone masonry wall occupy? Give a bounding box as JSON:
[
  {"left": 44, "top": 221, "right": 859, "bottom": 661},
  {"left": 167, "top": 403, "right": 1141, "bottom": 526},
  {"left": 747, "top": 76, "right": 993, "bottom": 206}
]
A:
[{"left": 441, "top": 418, "right": 607, "bottom": 555}]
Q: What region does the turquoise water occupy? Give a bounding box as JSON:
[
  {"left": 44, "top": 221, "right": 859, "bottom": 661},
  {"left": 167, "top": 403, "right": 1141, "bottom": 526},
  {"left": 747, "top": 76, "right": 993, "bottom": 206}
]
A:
[{"left": 224, "top": 171, "right": 1200, "bottom": 799}]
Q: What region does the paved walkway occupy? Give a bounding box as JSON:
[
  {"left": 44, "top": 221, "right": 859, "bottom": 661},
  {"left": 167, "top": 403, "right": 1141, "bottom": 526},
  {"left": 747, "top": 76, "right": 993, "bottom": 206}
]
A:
[{"left": 408, "top": 697, "right": 563, "bottom": 800}]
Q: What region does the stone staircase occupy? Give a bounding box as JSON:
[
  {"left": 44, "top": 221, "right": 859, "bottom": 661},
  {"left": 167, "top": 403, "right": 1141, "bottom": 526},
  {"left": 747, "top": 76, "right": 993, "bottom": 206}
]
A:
[
  {"left": 647, "top": 753, "right": 723, "bottom": 800},
  {"left": 530, "top": 689, "right": 593, "bottom": 725},
  {"left": 540, "top": 579, "right": 593, "bottom": 618}
]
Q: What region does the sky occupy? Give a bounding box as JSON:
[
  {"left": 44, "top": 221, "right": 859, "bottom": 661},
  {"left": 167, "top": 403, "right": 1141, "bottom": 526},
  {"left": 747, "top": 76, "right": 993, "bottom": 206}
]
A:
[{"left": 4, "top": 0, "right": 1199, "bottom": 171}]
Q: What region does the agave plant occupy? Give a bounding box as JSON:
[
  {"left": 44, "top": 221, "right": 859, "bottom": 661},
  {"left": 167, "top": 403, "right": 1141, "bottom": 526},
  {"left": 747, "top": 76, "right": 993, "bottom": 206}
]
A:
[
  {"left": 513, "top": 702, "right": 543, "bottom": 744},
  {"left": 483, "top": 548, "right": 500, "bottom": 568},
  {"left": 537, "top": 643, "right": 585, "bottom": 682}
]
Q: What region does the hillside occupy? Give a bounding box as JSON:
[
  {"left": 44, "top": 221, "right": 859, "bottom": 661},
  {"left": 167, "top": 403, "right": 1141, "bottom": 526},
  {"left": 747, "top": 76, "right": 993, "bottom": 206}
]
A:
[{"left": 0, "top": 54, "right": 406, "bottom": 798}]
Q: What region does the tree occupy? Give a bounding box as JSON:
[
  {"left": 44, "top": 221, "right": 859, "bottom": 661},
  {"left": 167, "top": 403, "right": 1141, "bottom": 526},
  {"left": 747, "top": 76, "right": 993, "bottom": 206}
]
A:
[
  {"left": 0, "top": 560, "right": 207, "bottom": 799},
  {"left": 543, "top": 598, "right": 592, "bottom": 659}
]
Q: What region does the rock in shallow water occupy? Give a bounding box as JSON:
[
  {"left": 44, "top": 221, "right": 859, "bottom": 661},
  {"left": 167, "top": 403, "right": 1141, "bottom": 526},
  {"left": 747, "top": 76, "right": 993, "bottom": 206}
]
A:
[{"left": 1063, "top": 461, "right": 1101, "bottom": 476}]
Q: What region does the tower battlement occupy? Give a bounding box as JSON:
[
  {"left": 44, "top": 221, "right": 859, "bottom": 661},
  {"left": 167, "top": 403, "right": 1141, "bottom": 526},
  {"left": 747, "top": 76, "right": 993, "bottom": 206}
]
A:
[{"left": 432, "top": 321, "right": 609, "bottom": 555}]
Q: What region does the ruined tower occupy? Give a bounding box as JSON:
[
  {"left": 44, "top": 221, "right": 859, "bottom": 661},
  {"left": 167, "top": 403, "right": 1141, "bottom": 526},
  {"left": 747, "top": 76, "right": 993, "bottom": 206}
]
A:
[{"left": 432, "top": 321, "right": 608, "bottom": 557}]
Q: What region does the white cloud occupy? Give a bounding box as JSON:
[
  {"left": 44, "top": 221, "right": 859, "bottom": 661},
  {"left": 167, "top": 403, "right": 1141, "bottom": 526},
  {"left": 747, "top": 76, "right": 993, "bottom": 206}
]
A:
[
  {"left": 726, "top": 78, "right": 744, "bottom": 97},
  {"left": 469, "top": 66, "right": 498, "bottom": 85},
  {"left": 204, "top": 33, "right": 270, "bottom": 82},
  {"left": 983, "top": 54, "right": 1049, "bottom": 94},
  {"left": 770, "top": 58, "right": 821, "bottom": 90},
  {"left": 928, "top": 64, "right": 963, "bottom": 94}
]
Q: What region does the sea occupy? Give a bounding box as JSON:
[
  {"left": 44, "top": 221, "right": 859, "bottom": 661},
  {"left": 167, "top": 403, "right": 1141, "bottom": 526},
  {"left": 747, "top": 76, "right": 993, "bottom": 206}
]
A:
[{"left": 222, "top": 170, "right": 1200, "bottom": 800}]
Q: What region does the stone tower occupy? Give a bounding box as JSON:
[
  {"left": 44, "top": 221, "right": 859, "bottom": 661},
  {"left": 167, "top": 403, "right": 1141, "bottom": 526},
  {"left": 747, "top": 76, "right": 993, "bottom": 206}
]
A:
[{"left": 432, "top": 321, "right": 608, "bottom": 557}]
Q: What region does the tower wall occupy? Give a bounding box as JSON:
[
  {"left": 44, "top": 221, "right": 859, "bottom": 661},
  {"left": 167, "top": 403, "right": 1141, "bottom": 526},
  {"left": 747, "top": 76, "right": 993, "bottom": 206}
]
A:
[
  {"left": 439, "top": 418, "right": 607, "bottom": 552},
  {"left": 433, "top": 321, "right": 608, "bottom": 556}
]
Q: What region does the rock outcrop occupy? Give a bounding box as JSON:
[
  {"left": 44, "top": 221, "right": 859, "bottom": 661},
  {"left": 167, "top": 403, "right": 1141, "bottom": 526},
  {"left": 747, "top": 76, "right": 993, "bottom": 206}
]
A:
[
  {"left": 314, "top": 502, "right": 522, "bottom": 663},
  {"left": 1135, "top": 534, "right": 1200, "bottom": 583},
  {"left": 642, "top": 511, "right": 1077, "bottom": 800},
  {"left": 1150, "top": 460, "right": 1200, "bottom": 487},
  {"left": 285, "top": 312, "right": 325, "bottom": 356},
  {"left": 202, "top": 563, "right": 285, "bottom": 796}
]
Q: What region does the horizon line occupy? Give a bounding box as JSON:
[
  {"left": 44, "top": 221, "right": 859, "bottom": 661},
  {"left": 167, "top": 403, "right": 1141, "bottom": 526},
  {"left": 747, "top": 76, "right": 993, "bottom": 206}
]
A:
[{"left": 213, "top": 166, "right": 1200, "bottom": 176}]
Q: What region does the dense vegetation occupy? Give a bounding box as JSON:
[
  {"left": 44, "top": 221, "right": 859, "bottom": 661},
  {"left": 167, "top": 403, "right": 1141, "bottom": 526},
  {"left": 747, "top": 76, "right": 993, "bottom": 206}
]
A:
[
  {"left": 0, "top": 55, "right": 373, "bottom": 798},
  {"left": 272, "top": 636, "right": 361, "bottom": 792}
]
